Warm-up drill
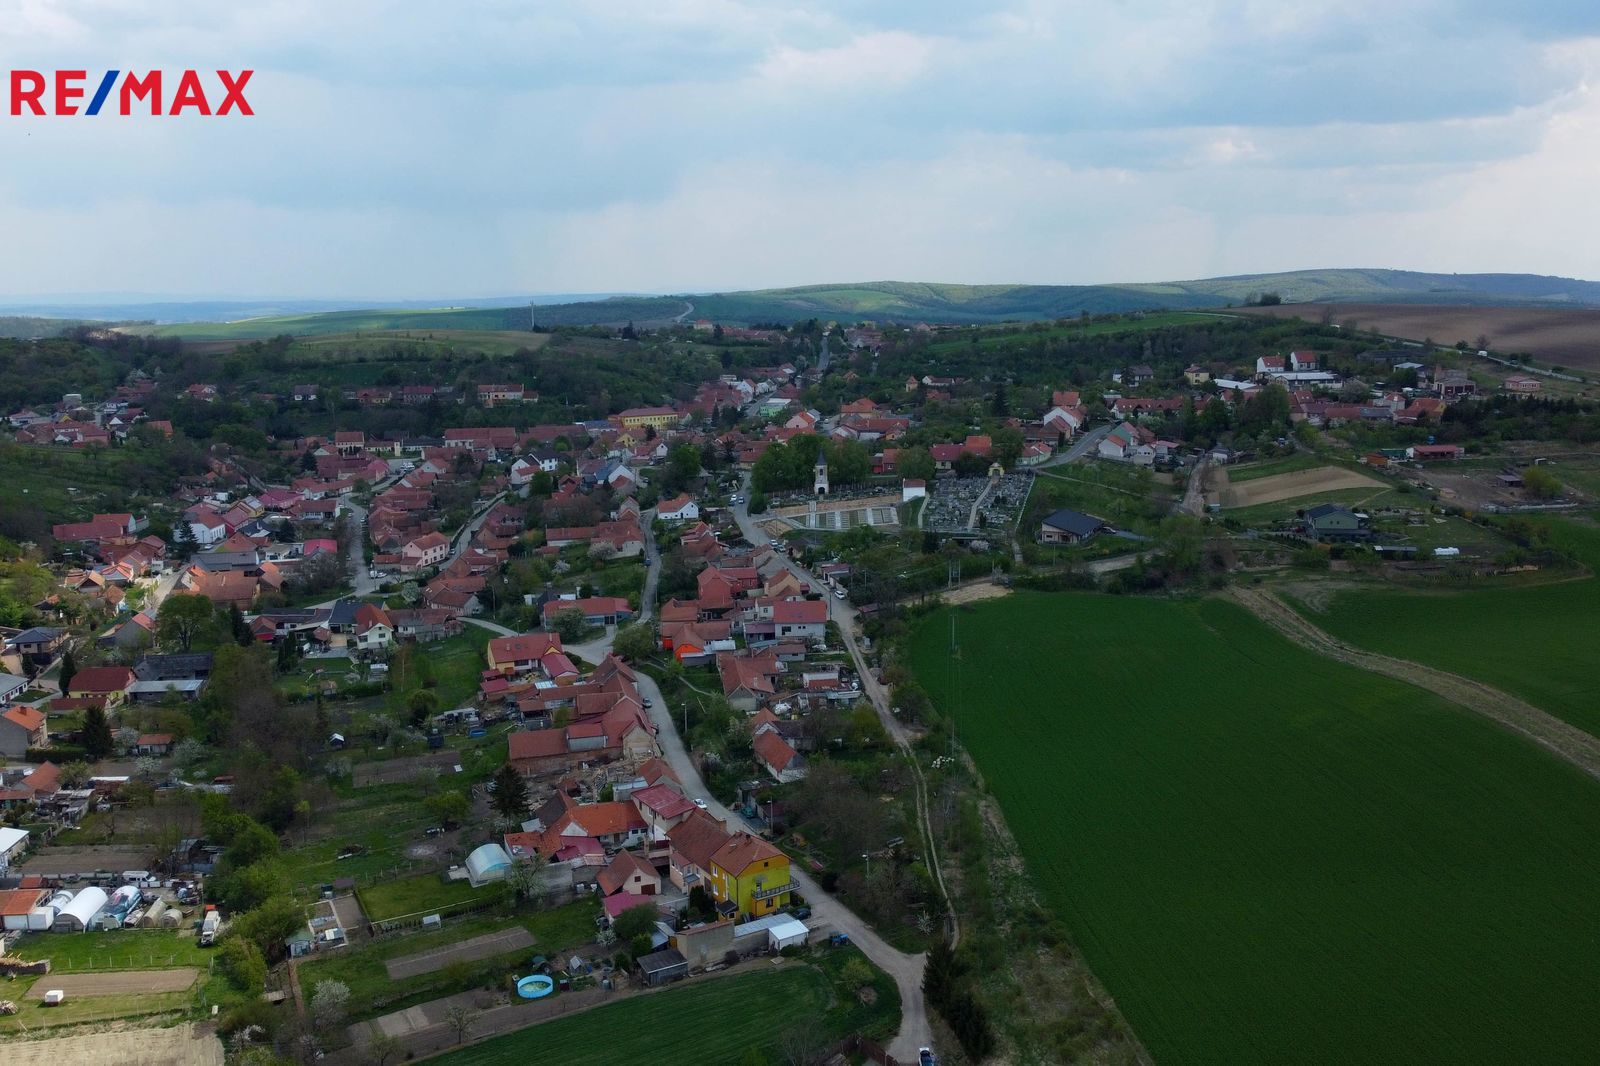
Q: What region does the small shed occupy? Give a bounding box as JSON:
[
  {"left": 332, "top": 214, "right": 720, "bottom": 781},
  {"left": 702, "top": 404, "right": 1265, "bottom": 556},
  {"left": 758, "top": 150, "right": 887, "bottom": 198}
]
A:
[
  {"left": 0, "top": 887, "right": 47, "bottom": 931},
  {"left": 764, "top": 916, "right": 810, "bottom": 952},
  {"left": 636, "top": 947, "right": 688, "bottom": 987}
]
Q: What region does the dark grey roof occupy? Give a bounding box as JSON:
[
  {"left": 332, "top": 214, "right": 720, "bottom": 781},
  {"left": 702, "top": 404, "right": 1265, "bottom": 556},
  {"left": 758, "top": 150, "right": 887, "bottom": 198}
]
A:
[
  {"left": 192, "top": 550, "right": 260, "bottom": 572},
  {"left": 12, "top": 626, "right": 62, "bottom": 644},
  {"left": 328, "top": 599, "right": 360, "bottom": 626},
  {"left": 134, "top": 652, "right": 215, "bottom": 681},
  {"left": 1305, "top": 504, "right": 1355, "bottom": 520},
  {"left": 1041, "top": 508, "right": 1107, "bottom": 537},
  {"left": 636, "top": 947, "right": 687, "bottom": 973}
]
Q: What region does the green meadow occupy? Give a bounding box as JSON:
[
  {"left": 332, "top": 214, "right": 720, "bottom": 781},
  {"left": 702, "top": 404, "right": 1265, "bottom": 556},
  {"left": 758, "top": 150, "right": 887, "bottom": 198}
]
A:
[
  {"left": 1306, "top": 519, "right": 1600, "bottom": 733},
  {"left": 911, "top": 590, "right": 1600, "bottom": 1065}
]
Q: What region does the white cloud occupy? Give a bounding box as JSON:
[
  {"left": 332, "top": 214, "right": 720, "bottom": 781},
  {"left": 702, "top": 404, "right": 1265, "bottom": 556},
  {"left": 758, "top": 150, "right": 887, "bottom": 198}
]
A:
[{"left": 2, "top": 1, "right": 1600, "bottom": 297}]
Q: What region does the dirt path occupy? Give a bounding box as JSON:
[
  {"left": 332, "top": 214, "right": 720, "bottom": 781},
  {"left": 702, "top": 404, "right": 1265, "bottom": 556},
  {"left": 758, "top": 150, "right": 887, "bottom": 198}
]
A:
[{"left": 1230, "top": 586, "right": 1600, "bottom": 780}]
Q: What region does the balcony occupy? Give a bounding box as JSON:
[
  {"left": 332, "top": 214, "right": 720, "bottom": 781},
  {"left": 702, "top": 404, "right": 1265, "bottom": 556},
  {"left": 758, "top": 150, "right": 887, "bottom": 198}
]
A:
[{"left": 750, "top": 882, "right": 789, "bottom": 901}]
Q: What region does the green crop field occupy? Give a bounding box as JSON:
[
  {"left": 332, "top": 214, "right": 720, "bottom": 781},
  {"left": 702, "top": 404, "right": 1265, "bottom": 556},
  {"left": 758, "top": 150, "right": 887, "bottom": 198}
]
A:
[
  {"left": 434, "top": 952, "right": 899, "bottom": 1065},
  {"left": 1303, "top": 519, "right": 1600, "bottom": 733},
  {"left": 910, "top": 591, "right": 1600, "bottom": 1065}
]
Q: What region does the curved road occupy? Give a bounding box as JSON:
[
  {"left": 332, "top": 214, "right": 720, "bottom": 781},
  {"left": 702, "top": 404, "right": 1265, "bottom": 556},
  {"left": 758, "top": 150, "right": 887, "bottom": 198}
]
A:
[{"left": 727, "top": 479, "right": 936, "bottom": 1060}]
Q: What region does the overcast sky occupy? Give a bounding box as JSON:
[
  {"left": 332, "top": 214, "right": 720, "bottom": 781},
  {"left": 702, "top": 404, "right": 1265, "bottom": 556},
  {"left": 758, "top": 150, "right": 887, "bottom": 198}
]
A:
[{"left": 3, "top": 1, "right": 1600, "bottom": 299}]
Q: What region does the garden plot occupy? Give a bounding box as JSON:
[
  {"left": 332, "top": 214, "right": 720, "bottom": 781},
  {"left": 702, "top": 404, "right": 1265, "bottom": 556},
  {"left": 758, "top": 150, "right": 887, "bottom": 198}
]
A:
[
  {"left": 385, "top": 926, "right": 535, "bottom": 979},
  {"left": 1220, "top": 465, "right": 1384, "bottom": 508}
]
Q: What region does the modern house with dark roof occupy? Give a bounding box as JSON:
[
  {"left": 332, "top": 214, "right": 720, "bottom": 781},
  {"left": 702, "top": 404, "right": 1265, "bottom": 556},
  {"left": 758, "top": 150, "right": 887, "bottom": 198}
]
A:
[{"left": 1039, "top": 508, "right": 1109, "bottom": 545}]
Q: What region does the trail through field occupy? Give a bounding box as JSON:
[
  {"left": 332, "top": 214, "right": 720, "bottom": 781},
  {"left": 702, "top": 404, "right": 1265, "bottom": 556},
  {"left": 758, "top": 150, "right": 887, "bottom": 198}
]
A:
[{"left": 1230, "top": 586, "right": 1600, "bottom": 780}]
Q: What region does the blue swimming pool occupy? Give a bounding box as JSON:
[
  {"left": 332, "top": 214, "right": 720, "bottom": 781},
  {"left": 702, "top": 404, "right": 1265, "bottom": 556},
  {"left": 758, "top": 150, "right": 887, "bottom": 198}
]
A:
[{"left": 515, "top": 974, "right": 554, "bottom": 999}]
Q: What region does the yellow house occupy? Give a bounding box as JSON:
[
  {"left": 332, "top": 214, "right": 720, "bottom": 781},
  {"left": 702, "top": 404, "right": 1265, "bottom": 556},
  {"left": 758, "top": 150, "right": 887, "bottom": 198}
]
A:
[
  {"left": 708, "top": 832, "right": 791, "bottom": 919},
  {"left": 615, "top": 406, "right": 682, "bottom": 431}
]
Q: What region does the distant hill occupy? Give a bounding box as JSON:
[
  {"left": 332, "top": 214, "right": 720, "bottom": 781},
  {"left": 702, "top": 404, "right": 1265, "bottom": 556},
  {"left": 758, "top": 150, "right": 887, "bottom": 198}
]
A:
[
  {"left": 0, "top": 315, "right": 104, "bottom": 339},
  {"left": 532, "top": 269, "right": 1600, "bottom": 327},
  {"left": 18, "top": 268, "right": 1600, "bottom": 339}
]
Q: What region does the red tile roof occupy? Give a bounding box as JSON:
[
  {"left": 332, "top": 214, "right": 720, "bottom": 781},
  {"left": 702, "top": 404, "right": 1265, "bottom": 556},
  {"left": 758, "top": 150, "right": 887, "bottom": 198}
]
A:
[
  {"left": 710, "top": 831, "right": 784, "bottom": 875},
  {"left": 67, "top": 666, "right": 135, "bottom": 695}
]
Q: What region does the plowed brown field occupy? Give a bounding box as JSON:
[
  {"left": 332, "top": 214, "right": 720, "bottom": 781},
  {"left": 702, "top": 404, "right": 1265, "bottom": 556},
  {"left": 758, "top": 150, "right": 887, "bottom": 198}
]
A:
[{"left": 1240, "top": 303, "right": 1600, "bottom": 371}]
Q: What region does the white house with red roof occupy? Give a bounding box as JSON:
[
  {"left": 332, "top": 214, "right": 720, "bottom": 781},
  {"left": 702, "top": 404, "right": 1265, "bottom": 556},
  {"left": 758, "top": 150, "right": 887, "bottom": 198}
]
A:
[
  {"left": 656, "top": 494, "right": 699, "bottom": 523},
  {"left": 399, "top": 532, "right": 450, "bottom": 571}
]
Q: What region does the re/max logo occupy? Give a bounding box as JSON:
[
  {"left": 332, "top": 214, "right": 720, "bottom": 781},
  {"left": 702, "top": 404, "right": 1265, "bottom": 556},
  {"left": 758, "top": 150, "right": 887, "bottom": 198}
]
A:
[{"left": 8, "top": 69, "right": 253, "bottom": 116}]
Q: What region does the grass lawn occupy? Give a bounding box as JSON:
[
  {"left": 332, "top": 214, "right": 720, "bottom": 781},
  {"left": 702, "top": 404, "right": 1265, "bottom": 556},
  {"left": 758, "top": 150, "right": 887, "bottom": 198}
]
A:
[
  {"left": 358, "top": 873, "right": 506, "bottom": 922},
  {"left": 0, "top": 975, "right": 191, "bottom": 1033},
  {"left": 434, "top": 951, "right": 898, "bottom": 1065},
  {"left": 384, "top": 630, "right": 486, "bottom": 713},
  {"left": 1305, "top": 518, "right": 1600, "bottom": 733},
  {"left": 911, "top": 590, "right": 1600, "bottom": 1065},
  {"left": 279, "top": 785, "right": 446, "bottom": 895},
  {"left": 297, "top": 899, "right": 599, "bottom": 1019},
  {"left": 9, "top": 927, "right": 210, "bottom": 971}
]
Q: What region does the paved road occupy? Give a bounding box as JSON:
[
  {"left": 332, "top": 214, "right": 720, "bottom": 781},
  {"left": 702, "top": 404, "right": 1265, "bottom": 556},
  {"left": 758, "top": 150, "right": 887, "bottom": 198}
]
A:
[
  {"left": 729, "top": 477, "right": 932, "bottom": 1059},
  {"left": 633, "top": 665, "right": 932, "bottom": 1060},
  {"left": 1040, "top": 422, "right": 1113, "bottom": 467},
  {"left": 464, "top": 616, "right": 517, "bottom": 637}
]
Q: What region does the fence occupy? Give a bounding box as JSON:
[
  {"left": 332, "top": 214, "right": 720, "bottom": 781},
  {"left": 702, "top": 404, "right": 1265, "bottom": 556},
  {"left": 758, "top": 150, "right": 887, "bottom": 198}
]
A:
[{"left": 47, "top": 953, "right": 213, "bottom": 974}]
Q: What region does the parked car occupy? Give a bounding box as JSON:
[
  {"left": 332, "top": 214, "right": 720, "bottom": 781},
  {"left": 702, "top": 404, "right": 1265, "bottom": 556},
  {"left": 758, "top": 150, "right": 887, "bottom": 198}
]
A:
[
  {"left": 834, "top": 587, "right": 847, "bottom": 599},
  {"left": 791, "top": 906, "right": 812, "bottom": 921},
  {"left": 694, "top": 798, "right": 709, "bottom": 809},
  {"left": 919, "top": 1048, "right": 936, "bottom": 1066},
  {"left": 642, "top": 697, "right": 653, "bottom": 708}
]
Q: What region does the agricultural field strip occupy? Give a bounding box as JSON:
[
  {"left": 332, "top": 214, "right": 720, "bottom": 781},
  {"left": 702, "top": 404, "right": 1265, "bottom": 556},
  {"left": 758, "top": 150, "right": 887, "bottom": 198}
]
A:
[
  {"left": 1220, "top": 466, "right": 1385, "bottom": 509},
  {"left": 385, "top": 927, "right": 535, "bottom": 980},
  {"left": 1232, "top": 585, "right": 1600, "bottom": 779},
  {"left": 43, "top": 968, "right": 200, "bottom": 996}
]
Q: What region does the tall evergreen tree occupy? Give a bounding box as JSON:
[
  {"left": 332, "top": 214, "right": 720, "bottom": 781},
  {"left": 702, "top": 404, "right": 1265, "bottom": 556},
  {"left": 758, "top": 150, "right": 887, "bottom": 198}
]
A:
[
  {"left": 58, "top": 645, "right": 78, "bottom": 695},
  {"left": 82, "top": 704, "right": 114, "bottom": 760},
  {"left": 491, "top": 764, "right": 530, "bottom": 821}
]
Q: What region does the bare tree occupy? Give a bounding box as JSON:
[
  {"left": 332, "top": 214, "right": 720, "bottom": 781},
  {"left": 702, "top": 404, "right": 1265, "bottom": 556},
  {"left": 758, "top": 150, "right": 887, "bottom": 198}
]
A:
[
  {"left": 443, "top": 1003, "right": 478, "bottom": 1045},
  {"left": 779, "top": 1024, "right": 822, "bottom": 1066}
]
